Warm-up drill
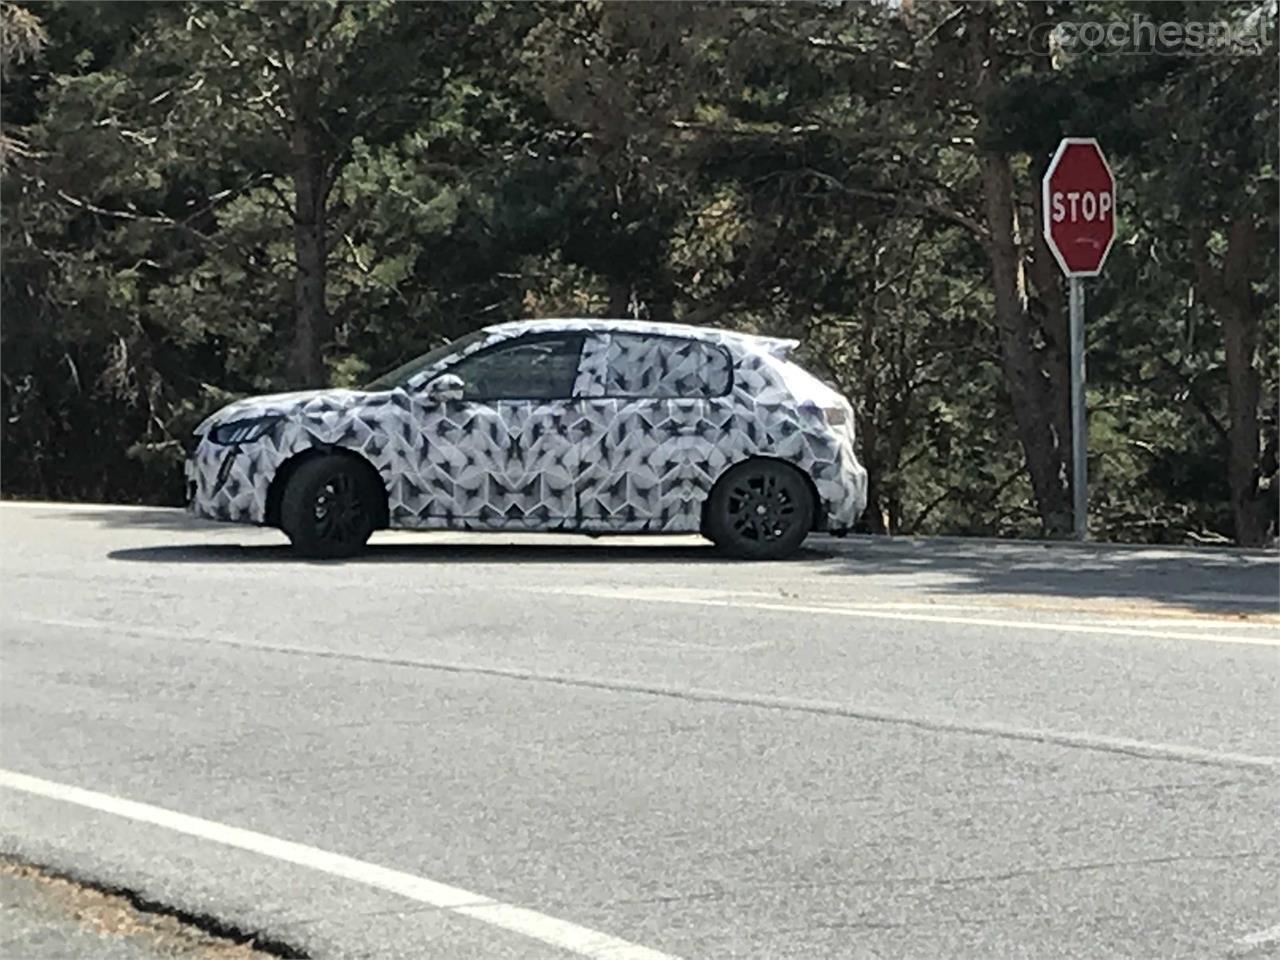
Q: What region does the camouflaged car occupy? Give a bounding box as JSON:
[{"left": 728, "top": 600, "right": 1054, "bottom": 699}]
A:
[{"left": 186, "top": 319, "right": 868, "bottom": 559}]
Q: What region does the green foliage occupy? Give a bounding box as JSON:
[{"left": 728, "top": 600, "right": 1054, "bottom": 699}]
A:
[{"left": 1, "top": 0, "right": 1274, "bottom": 543}]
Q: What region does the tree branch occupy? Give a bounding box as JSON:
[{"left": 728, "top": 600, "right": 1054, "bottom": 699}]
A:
[
  {"left": 1159, "top": 356, "right": 1229, "bottom": 443},
  {"left": 796, "top": 168, "right": 990, "bottom": 244},
  {"left": 55, "top": 172, "right": 274, "bottom": 239}
]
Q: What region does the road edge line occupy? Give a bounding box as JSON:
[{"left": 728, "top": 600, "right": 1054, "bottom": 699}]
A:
[{"left": 0, "top": 769, "right": 682, "bottom": 960}]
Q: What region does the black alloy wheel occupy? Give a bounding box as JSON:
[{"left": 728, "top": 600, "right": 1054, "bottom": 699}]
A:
[
  {"left": 280, "top": 455, "right": 380, "bottom": 558},
  {"left": 704, "top": 460, "right": 815, "bottom": 560}
]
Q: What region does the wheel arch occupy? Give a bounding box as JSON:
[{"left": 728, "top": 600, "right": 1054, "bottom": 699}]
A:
[
  {"left": 700, "top": 455, "right": 826, "bottom": 534},
  {"left": 265, "top": 445, "right": 390, "bottom": 530}
]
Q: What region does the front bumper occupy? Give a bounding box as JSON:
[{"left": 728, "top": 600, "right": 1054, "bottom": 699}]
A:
[{"left": 185, "top": 435, "right": 278, "bottom": 524}]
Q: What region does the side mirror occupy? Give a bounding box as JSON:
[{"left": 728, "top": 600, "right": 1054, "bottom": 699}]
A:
[{"left": 418, "top": 373, "right": 464, "bottom": 403}]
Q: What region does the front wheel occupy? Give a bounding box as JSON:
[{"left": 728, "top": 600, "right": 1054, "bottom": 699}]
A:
[
  {"left": 703, "top": 460, "right": 815, "bottom": 560},
  {"left": 280, "top": 455, "right": 379, "bottom": 559}
]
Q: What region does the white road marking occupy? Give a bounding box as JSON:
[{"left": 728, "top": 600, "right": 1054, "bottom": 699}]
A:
[
  {"left": 1235, "top": 923, "right": 1280, "bottom": 948},
  {"left": 1065, "top": 616, "right": 1280, "bottom": 630},
  {"left": 0, "top": 769, "right": 681, "bottom": 960},
  {"left": 9, "top": 615, "right": 1280, "bottom": 771},
  {"left": 0, "top": 500, "right": 170, "bottom": 513},
  {"left": 711, "top": 595, "right": 1280, "bottom": 624},
  {"left": 1228, "top": 926, "right": 1280, "bottom": 957},
  {"left": 534, "top": 585, "right": 1280, "bottom": 647},
  {"left": 1187, "top": 592, "right": 1279, "bottom": 606},
  {"left": 626, "top": 636, "right": 771, "bottom": 652}
]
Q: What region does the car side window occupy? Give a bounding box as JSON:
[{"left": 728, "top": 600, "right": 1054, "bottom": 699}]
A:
[
  {"left": 604, "top": 334, "right": 732, "bottom": 399},
  {"left": 447, "top": 334, "right": 585, "bottom": 401}
]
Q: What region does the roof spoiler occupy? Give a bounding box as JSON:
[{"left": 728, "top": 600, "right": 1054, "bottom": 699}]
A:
[{"left": 749, "top": 335, "right": 800, "bottom": 360}]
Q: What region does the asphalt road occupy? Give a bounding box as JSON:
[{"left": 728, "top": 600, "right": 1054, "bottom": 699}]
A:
[{"left": 1, "top": 501, "right": 1277, "bottom": 959}]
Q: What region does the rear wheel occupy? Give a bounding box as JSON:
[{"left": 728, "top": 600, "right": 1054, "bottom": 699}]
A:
[
  {"left": 280, "top": 455, "right": 380, "bottom": 559},
  {"left": 704, "top": 460, "right": 814, "bottom": 560}
]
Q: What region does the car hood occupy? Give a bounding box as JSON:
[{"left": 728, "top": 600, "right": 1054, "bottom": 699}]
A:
[{"left": 195, "top": 389, "right": 374, "bottom": 435}]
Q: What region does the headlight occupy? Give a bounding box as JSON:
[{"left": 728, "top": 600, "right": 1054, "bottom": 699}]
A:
[{"left": 208, "top": 416, "right": 281, "bottom": 445}]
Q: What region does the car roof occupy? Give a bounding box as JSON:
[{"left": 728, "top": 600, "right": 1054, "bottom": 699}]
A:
[{"left": 483, "top": 318, "right": 796, "bottom": 355}]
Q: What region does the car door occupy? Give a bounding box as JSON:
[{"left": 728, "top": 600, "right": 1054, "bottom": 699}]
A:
[
  {"left": 573, "top": 332, "right": 734, "bottom": 532},
  {"left": 408, "top": 332, "right": 586, "bottom": 527}
]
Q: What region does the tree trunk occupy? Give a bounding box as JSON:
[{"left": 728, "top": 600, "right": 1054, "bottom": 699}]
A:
[
  {"left": 606, "top": 280, "right": 632, "bottom": 318},
  {"left": 286, "top": 117, "right": 332, "bottom": 387},
  {"left": 969, "top": 8, "right": 1071, "bottom": 536},
  {"left": 645, "top": 268, "right": 675, "bottom": 322},
  {"left": 859, "top": 416, "right": 889, "bottom": 534},
  {"left": 977, "top": 151, "right": 1072, "bottom": 536},
  {"left": 1027, "top": 183, "right": 1072, "bottom": 483},
  {"left": 1023, "top": 5, "right": 1073, "bottom": 474},
  {"left": 1193, "top": 219, "right": 1269, "bottom": 546}
]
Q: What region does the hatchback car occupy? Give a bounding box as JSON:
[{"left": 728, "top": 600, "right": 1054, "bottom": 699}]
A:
[{"left": 186, "top": 319, "right": 868, "bottom": 559}]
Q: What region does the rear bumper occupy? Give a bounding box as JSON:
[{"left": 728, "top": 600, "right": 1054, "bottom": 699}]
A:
[{"left": 815, "top": 446, "right": 868, "bottom": 533}]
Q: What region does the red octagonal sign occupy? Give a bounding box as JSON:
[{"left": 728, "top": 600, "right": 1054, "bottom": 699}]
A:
[{"left": 1042, "top": 138, "right": 1116, "bottom": 277}]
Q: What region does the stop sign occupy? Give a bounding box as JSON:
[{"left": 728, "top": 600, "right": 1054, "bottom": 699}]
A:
[{"left": 1041, "top": 138, "right": 1116, "bottom": 277}]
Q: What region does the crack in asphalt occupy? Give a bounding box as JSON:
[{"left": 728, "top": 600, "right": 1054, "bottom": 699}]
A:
[
  {"left": 644, "top": 850, "right": 1275, "bottom": 899},
  {"left": 927, "top": 849, "right": 1271, "bottom": 887},
  {"left": 10, "top": 614, "right": 1280, "bottom": 772}
]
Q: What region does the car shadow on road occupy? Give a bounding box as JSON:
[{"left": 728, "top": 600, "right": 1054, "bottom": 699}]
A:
[
  {"left": 49, "top": 508, "right": 203, "bottom": 530},
  {"left": 105, "top": 541, "right": 762, "bottom": 565},
  {"left": 68, "top": 506, "right": 1278, "bottom": 614}
]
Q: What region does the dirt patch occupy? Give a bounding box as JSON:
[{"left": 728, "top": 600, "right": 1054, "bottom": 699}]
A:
[{"left": 0, "top": 856, "right": 304, "bottom": 958}]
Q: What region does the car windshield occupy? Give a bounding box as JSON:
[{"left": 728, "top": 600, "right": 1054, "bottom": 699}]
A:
[{"left": 363, "top": 330, "right": 487, "bottom": 391}]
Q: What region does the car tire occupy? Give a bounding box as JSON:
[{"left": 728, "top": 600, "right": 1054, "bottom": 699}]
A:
[
  {"left": 704, "top": 459, "right": 815, "bottom": 560},
  {"left": 280, "top": 455, "right": 381, "bottom": 559}
]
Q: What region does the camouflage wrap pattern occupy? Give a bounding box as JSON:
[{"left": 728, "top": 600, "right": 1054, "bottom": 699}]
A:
[{"left": 186, "top": 319, "right": 868, "bottom": 533}]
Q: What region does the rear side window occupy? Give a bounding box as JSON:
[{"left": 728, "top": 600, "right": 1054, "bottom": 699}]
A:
[{"left": 604, "top": 334, "right": 732, "bottom": 399}]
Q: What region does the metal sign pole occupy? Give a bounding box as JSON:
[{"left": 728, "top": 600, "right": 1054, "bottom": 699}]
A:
[{"left": 1069, "top": 276, "right": 1087, "bottom": 540}]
